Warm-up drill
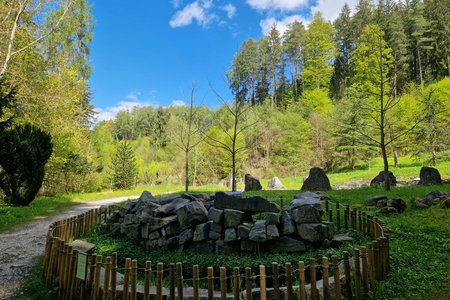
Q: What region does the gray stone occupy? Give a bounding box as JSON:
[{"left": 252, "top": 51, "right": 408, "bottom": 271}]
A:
[
  {"left": 210, "top": 222, "right": 223, "bottom": 233},
  {"left": 241, "top": 240, "right": 255, "bottom": 252},
  {"left": 294, "top": 191, "right": 322, "bottom": 201},
  {"left": 244, "top": 174, "right": 262, "bottom": 191},
  {"left": 289, "top": 197, "right": 324, "bottom": 224},
  {"left": 179, "top": 229, "right": 194, "bottom": 244},
  {"left": 141, "top": 223, "right": 150, "bottom": 239},
  {"left": 190, "top": 241, "right": 215, "bottom": 253},
  {"left": 149, "top": 215, "right": 178, "bottom": 232},
  {"left": 330, "top": 234, "right": 353, "bottom": 248},
  {"left": 224, "top": 209, "right": 245, "bottom": 227},
  {"left": 161, "top": 221, "right": 182, "bottom": 237},
  {"left": 366, "top": 195, "right": 388, "bottom": 206},
  {"left": 208, "top": 231, "right": 222, "bottom": 240},
  {"left": 215, "top": 240, "right": 239, "bottom": 254},
  {"left": 176, "top": 201, "right": 209, "bottom": 228},
  {"left": 208, "top": 207, "right": 224, "bottom": 223},
  {"left": 123, "top": 214, "right": 138, "bottom": 225},
  {"left": 268, "top": 177, "right": 284, "bottom": 189},
  {"left": 267, "top": 236, "right": 306, "bottom": 253},
  {"left": 181, "top": 193, "right": 210, "bottom": 202},
  {"left": 214, "top": 192, "right": 280, "bottom": 213},
  {"left": 237, "top": 224, "right": 252, "bottom": 239},
  {"left": 280, "top": 210, "right": 296, "bottom": 235},
  {"left": 224, "top": 228, "right": 238, "bottom": 242},
  {"left": 266, "top": 225, "right": 279, "bottom": 240},
  {"left": 148, "top": 230, "right": 160, "bottom": 240},
  {"left": 132, "top": 191, "right": 156, "bottom": 213},
  {"left": 265, "top": 212, "right": 280, "bottom": 225},
  {"left": 249, "top": 222, "right": 266, "bottom": 242},
  {"left": 193, "top": 222, "right": 211, "bottom": 242},
  {"left": 297, "top": 223, "right": 334, "bottom": 243},
  {"left": 418, "top": 167, "right": 442, "bottom": 185},
  {"left": 388, "top": 198, "right": 406, "bottom": 213},
  {"left": 153, "top": 198, "right": 190, "bottom": 216},
  {"left": 301, "top": 167, "right": 331, "bottom": 191},
  {"left": 379, "top": 206, "right": 399, "bottom": 214},
  {"left": 370, "top": 171, "right": 397, "bottom": 187}
]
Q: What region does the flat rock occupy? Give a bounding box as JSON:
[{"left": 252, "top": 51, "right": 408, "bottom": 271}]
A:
[
  {"left": 214, "top": 192, "right": 279, "bottom": 213},
  {"left": 149, "top": 215, "right": 178, "bottom": 232},
  {"left": 176, "top": 201, "right": 209, "bottom": 228},
  {"left": 366, "top": 195, "right": 388, "bottom": 206},
  {"left": 153, "top": 198, "right": 190, "bottom": 216}
]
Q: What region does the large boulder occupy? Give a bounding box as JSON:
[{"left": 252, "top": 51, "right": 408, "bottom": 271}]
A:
[
  {"left": 223, "top": 209, "right": 245, "bottom": 228},
  {"left": 214, "top": 192, "right": 280, "bottom": 213},
  {"left": 280, "top": 210, "right": 296, "bottom": 235},
  {"left": 176, "top": 201, "right": 208, "bottom": 228},
  {"left": 370, "top": 171, "right": 396, "bottom": 187},
  {"left": 249, "top": 221, "right": 267, "bottom": 242},
  {"left": 418, "top": 167, "right": 442, "bottom": 185},
  {"left": 301, "top": 167, "right": 331, "bottom": 191},
  {"left": 244, "top": 174, "right": 262, "bottom": 191},
  {"left": 288, "top": 194, "right": 324, "bottom": 224},
  {"left": 297, "top": 222, "right": 334, "bottom": 243},
  {"left": 268, "top": 177, "right": 284, "bottom": 189}
]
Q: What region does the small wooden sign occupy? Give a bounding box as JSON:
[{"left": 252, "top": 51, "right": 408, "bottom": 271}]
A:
[{"left": 76, "top": 252, "right": 88, "bottom": 280}]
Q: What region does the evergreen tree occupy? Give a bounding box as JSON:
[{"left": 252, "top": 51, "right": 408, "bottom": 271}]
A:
[
  {"left": 283, "top": 21, "right": 306, "bottom": 102},
  {"left": 111, "top": 140, "right": 137, "bottom": 189}
]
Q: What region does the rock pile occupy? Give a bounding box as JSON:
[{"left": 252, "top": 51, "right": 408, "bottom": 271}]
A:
[
  {"left": 413, "top": 190, "right": 450, "bottom": 209},
  {"left": 366, "top": 195, "right": 406, "bottom": 214},
  {"left": 107, "top": 191, "right": 337, "bottom": 254}
]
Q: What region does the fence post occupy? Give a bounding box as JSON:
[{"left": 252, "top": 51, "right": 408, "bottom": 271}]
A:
[
  {"left": 272, "top": 263, "right": 280, "bottom": 300},
  {"left": 336, "top": 201, "right": 341, "bottom": 231},
  {"left": 157, "top": 263, "right": 163, "bottom": 300},
  {"left": 354, "top": 249, "right": 362, "bottom": 300},
  {"left": 169, "top": 263, "right": 175, "bottom": 300},
  {"left": 367, "top": 242, "right": 377, "bottom": 291},
  {"left": 343, "top": 251, "right": 352, "bottom": 299},
  {"left": 144, "top": 261, "right": 152, "bottom": 300},
  {"left": 220, "top": 267, "right": 227, "bottom": 300},
  {"left": 361, "top": 247, "right": 369, "bottom": 296},
  {"left": 332, "top": 256, "right": 341, "bottom": 300},
  {"left": 322, "top": 257, "right": 330, "bottom": 300},
  {"left": 328, "top": 209, "right": 333, "bottom": 222},
  {"left": 285, "top": 262, "right": 293, "bottom": 300},
  {"left": 358, "top": 211, "right": 362, "bottom": 231},
  {"left": 298, "top": 261, "right": 306, "bottom": 300},
  {"left": 177, "top": 262, "right": 184, "bottom": 300},
  {"left": 259, "top": 265, "right": 266, "bottom": 300},
  {"left": 123, "top": 258, "right": 131, "bottom": 300},
  {"left": 344, "top": 205, "right": 349, "bottom": 230},
  {"left": 93, "top": 255, "right": 102, "bottom": 300},
  {"left": 233, "top": 267, "right": 240, "bottom": 300},
  {"left": 103, "top": 256, "right": 111, "bottom": 300},
  {"left": 111, "top": 252, "right": 118, "bottom": 300},
  {"left": 208, "top": 267, "right": 214, "bottom": 300},
  {"left": 130, "top": 260, "right": 138, "bottom": 300},
  {"left": 193, "top": 265, "right": 200, "bottom": 300},
  {"left": 68, "top": 248, "right": 78, "bottom": 300}
]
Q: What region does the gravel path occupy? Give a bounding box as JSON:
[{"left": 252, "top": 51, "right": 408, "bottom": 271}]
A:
[{"left": 0, "top": 196, "right": 138, "bottom": 299}]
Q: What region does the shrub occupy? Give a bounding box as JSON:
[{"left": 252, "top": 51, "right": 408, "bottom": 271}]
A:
[{"left": 0, "top": 124, "right": 53, "bottom": 206}]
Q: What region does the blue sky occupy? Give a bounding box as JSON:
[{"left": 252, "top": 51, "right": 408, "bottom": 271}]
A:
[{"left": 90, "top": 0, "right": 358, "bottom": 121}]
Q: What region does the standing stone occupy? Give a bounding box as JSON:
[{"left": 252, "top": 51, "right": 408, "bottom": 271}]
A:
[
  {"left": 237, "top": 223, "right": 252, "bottom": 239},
  {"left": 268, "top": 177, "right": 284, "bottom": 189},
  {"left": 223, "top": 209, "right": 245, "bottom": 228},
  {"left": 224, "top": 228, "right": 238, "bottom": 242},
  {"left": 301, "top": 167, "right": 331, "bottom": 191},
  {"left": 266, "top": 225, "right": 280, "bottom": 240},
  {"left": 208, "top": 207, "right": 224, "bottom": 223},
  {"left": 176, "top": 201, "right": 208, "bottom": 228},
  {"left": 193, "top": 222, "right": 211, "bottom": 242},
  {"left": 370, "top": 171, "right": 396, "bottom": 187},
  {"left": 418, "top": 167, "right": 442, "bottom": 185},
  {"left": 244, "top": 174, "right": 262, "bottom": 191},
  {"left": 249, "top": 221, "right": 267, "bottom": 242},
  {"left": 280, "top": 210, "right": 296, "bottom": 235}
]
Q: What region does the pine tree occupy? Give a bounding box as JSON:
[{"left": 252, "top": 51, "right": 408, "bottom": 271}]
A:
[
  {"left": 111, "top": 140, "right": 137, "bottom": 189},
  {"left": 283, "top": 21, "right": 306, "bottom": 101}
]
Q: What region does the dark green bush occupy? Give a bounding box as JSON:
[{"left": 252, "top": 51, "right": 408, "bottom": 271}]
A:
[{"left": 0, "top": 124, "right": 52, "bottom": 206}]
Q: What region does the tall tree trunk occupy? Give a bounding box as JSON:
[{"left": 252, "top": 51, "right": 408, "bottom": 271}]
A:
[
  {"left": 185, "top": 149, "right": 189, "bottom": 192},
  {"left": 417, "top": 47, "right": 423, "bottom": 85},
  {"left": 380, "top": 31, "right": 390, "bottom": 191},
  {"left": 394, "top": 147, "right": 398, "bottom": 168}
]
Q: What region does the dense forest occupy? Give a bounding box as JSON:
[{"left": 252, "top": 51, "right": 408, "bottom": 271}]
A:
[{"left": 0, "top": 0, "right": 449, "bottom": 196}]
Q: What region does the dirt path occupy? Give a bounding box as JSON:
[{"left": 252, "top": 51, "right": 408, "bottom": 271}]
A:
[{"left": 0, "top": 196, "right": 139, "bottom": 299}]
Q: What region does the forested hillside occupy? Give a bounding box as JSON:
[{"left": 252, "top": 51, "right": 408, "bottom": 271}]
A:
[{"left": 1, "top": 0, "right": 449, "bottom": 196}]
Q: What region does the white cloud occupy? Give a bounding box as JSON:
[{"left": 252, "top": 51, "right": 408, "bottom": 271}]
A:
[
  {"left": 172, "top": 0, "right": 183, "bottom": 8},
  {"left": 171, "top": 100, "right": 187, "bottom": 106},
  {"left": 95, "top": 101, "right": 155, "bottom": 122},
  {"left": 311, "top": 0, "right": 359, "bottom": 21},
  {"left": 125, "top": 91, "right": 141, "bottom": 101},
  {"left": 222, "top": 3, "right": 237, "bottom": 19},
  {"left": 169, "top": 0, "right": 217, "bottom": 28},
  {"left": 260, "top": 15, "right": 309, "bottom": 35},
  {"left": 246, "top": 0, "right": 308, "bottom": 11}
]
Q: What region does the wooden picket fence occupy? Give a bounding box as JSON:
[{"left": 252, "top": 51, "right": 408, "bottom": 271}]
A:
[{"left": 42, "top": 200, "right": 389, "bottom": 300}]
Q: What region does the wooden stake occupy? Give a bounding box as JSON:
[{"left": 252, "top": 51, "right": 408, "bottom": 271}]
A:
[
  {"left": 220, "top": 267, "right": 227, "bottom": 300},
  {"left": 298, "top": 261, "right": 306, "bottom": 300},
  {"left": 272, "top": 263, "right": 280, "bottom": 300},
  {"left": 322, "top": 257, "right": 330, "bottom": 300},
  {"left": 207, "top": 267, "right": 214, "bottom": 300},
  {"left": 332, "top": 256, "right": 341, "bottom": 300},
  {"left": 144, "top": 261, "right": 152, "bottom": 300},
  {"left": 310, "top": 258, "right": 318, "bottom": 300}
]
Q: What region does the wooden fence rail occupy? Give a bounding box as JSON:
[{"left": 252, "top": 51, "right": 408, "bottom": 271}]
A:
[{"left": 42, "top": 200, "right": 389, "bottom": 299}]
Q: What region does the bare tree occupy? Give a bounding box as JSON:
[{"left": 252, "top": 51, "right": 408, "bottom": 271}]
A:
[
  {"left": 170, "top": 85, "right": 204, "bottom": 192},
  {"left": 204, "top": 89, "right": 256, "bottom": 191}
]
